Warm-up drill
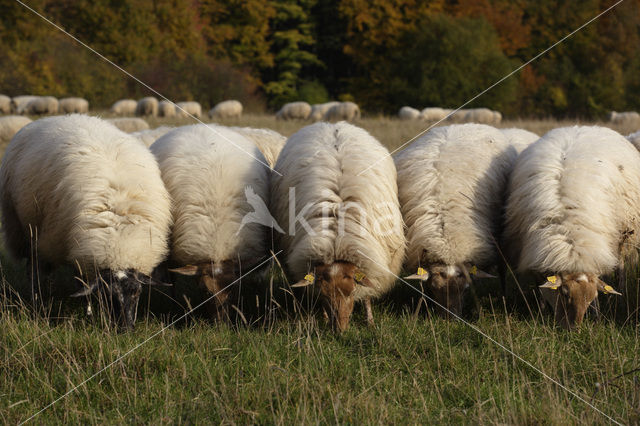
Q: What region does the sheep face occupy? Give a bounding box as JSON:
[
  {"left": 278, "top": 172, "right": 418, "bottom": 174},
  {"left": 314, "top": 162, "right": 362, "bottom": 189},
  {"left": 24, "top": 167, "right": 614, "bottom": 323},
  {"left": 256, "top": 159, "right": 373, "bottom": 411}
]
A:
[
  {"left": 539, "top": 273, "right": 621, "bottom": 330},
  {"left": 425, "top": 264, "right": 470, "bottom": 317}
]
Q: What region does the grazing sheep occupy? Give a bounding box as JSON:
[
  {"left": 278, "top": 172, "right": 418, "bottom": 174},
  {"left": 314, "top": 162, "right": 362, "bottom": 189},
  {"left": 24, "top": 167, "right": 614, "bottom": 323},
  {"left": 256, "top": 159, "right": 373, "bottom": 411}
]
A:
[
  {"left": 324, "top": 102, "right": 361, "bottom": 122},
  {"left": 59, "top": 97, "right": 89, "bottom": 114},
  {"left": 464, "top": 108, "right": 500, "bottom": 124},
  {"left": 110, "top": 99, "right": 137, "bottom": 115},
  {"left": 609, "top": 111, "right": 640, "bottom": 126},
  {"left": 493, "top": 111, "right": 503, "bottom": 124},
  {"left": 504, "top": 126, "right": 638, "bottom": 329},
  {"left": 230, "top": 126, "right": 286, "bottom": 168},
  {"left": 398, "top": 106, "right": 420, "bottom": 120},
  {"left": 11, "top": 96, "right": 38, "bottom": 114},
  {"left": 0, "top": 116, "right": 32, "bottom": 145},
  {"left": 151, "top": 124, "right": 270, "bottom": 320},
  {"left": 176, "top": 101, "right": 202, "bottom": 118},
  {"left": 420, "top": 107, "right": 450, "bottom": 122},
  {"left": 309, "top": 102, "right": 340, "bottom": 121},
  {"left": 276, "top": 102, "right": 312, "bottom": 120},
  {"left": 395, "top": 124, "right": 517, "bottom": 316},
  {"left": 500, "top": 128, "right": 539, "bottom": 154},
  {"left": 107, "top": 117, "right": 150, "bottom": 133},
  {"left": 25, "top": 96, "right": 59, "bottom": 115},
  {"left": 158, "top": 100, "right": 176, "bottom": 117},
  {"left": 131, "top": 126, "right": 174, "bottom": 147},
  {"left": 446, "top": 109, "right": 468, "bottom": 123},
  {"left": 208, "top": 100, "right": 243, "bottom": 120},
  {"left": 271, "top": 122, "right": 405, "bottom": 331},
  {"left": 0, "top": 95, "right": 11, "bottom": 114},
  {"left": 0, "top": 114, "right": 172, "bottom": 328},
  {"left": 136, "top": 97, "right": 159, "bottom": 117}
]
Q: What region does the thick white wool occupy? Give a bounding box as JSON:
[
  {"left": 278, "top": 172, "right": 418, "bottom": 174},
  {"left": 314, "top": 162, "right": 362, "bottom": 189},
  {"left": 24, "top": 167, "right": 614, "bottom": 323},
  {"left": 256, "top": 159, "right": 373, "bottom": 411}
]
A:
[
  {"left": 505, "top": 126, "right": 640, "bottom": 274},
  {"left": 271, "top": 122, "right": 405, "bottom": 300},
  {"left": 0, "top": 114, "right": 171, "bottom": 276},
  {"left": 132, "top": 126, "right": 173, "bottom": 147},
  {"left": 230, "top": 126, "right": 286, "bottom": 167},
  {"left": 0, "top": 116, "right": 32, "bottom": 145},
  {"left": 151, "top": 124, "right": 270, "bottom": 266},
  {"left": 501, "top": 128, "right": 539, "bottom": 154},
  {"left": 394, "top": 123, "right": 517, "bottom": 270}
]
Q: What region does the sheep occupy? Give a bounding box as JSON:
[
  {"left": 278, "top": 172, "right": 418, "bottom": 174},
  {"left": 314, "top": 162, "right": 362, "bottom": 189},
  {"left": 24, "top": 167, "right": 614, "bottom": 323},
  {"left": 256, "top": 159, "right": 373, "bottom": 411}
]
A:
[
  {"left": 150, "top": 124, "right": 270, "bottom": 320},
  {"left": 136, "top": 97, "right": 159, "bottom": 117},
  {"left": 230, "top": 126, "right": 286, "bottom": 168},
  {"left": 446, "top": 109, "right": 468, "bottom": 123},
  {"left": 158, "top": 100, "right": 176, "bottom": 118},
  {"left": 208, "top": 100, "right": 243, "bottom": 120},
  {"left": 276, "top": 102, "right": 312, "bottom": 120},
  {"left": 420, "top": 107, "right": 450, "bottom": 122},
  {"left": 395, "top": 124, "right": 517, "bottom": 316},
  {"left": 0, "top": 114, "right": 172, "bottom": 328},
  {"left": 271, "top": 122, "right": 405, "bottom": 331},
  {"left": 59, "top": 97, "right": 89, "bottom": 114},
  {"left": 609, "top": 111, "right": 640, "bottom": 126},
  {"left": 398, "top": 106, "right": 420, "bottom": 120},
  {"left": 493, "top": 111, "right": 503, "bottom": 124},
  {"left": 0, "top": 95, "right": 11, "bottom": 114},
  {"left": 11, "top": 96, "right": 38, "bottom": 114},
  {"left": 25, "top": 96, "right": 59, "bottom": 115},
  {"left": 464, "top": 108, "right": 500, "bottom": 124},
  {"left": 309, "top": 102, "right": 340, "bottom": 121},
  {"left": 131, "top": 126, "right": 174, "bottom": 147},
  {"left": 500, "top": 128, "right": 539, "bottom": 154},
  {"left": 504, "top": 126, "right": 639, "bottom": 329},
  {"left": 0, "top": 116, "right": 32, "bottom": 145},
  {"left": 176, "top": 101, "right": 202, "bottom": 118},
  {"left": 107, "top": 117, "right": 150, "bottom": 133},
  {"left": 323, "top": 102, "right": 361, "bottom": 122},
  {"left": 110, "top": 99, "right": 137, "bottom": 115}
]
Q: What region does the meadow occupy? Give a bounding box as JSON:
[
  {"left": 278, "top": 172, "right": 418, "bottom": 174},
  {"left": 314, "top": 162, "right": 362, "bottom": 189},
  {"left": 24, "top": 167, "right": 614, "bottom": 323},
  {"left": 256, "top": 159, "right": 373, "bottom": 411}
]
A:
[{"left": 2, "top": 114, "right": 640, "bottom": 424}]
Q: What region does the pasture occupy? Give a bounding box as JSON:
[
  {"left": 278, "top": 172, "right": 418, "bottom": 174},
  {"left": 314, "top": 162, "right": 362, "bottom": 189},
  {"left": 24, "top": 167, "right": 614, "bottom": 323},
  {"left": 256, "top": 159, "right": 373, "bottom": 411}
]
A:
[{"left": 1, "top": 114, "right": 640, "bottom": 424}]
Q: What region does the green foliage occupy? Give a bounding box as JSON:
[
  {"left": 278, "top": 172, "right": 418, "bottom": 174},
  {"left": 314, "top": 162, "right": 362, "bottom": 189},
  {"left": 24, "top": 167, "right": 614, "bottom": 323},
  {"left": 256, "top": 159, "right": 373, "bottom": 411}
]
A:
[{"left": 297, "top": 80, "right": 329, "bottom": 104}]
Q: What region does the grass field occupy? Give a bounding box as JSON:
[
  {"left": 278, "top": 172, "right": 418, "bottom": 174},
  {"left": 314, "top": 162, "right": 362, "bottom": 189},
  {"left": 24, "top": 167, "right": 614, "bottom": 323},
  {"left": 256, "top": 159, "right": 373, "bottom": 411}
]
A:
[{"left": 2, "top": 114, "right": 640, "bottom": 424}]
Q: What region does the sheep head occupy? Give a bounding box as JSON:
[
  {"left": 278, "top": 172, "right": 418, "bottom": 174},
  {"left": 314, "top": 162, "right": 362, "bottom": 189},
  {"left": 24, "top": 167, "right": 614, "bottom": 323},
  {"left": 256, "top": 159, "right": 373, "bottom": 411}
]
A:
[
  {"left": 292, "top": 261, "right": 371, "bottom": 332},
  {"left": 539, "top": 273, "right": 621, "bottom": 330}
]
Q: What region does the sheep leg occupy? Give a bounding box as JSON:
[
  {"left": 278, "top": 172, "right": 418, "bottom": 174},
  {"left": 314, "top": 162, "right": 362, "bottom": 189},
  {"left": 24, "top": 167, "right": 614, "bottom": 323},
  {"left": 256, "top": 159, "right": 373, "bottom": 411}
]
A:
[{"left": 365, "top": 298, "right": 374, "bottom": 326}]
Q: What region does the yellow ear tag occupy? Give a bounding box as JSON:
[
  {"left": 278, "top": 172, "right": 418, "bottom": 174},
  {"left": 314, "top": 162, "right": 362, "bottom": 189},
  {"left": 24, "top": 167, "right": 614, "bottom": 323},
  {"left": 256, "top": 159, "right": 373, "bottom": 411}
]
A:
[
  {"left": 604, "top": 285, "right": 614, "bottom": 294},
  {"left": 547, "top": 276, "right": 557, "bottom": 284},
  {"left": 469, "top": 265, "right": 478, "bottom": 275},
  {"left": 354, "top": 272, "right": 365, "bottom": 282},
  {"left": 417, "top": 267, "right": 428, "bottom": 276},
  {"left": 304, "top": 274, "right": 315, "bottom": 284}
]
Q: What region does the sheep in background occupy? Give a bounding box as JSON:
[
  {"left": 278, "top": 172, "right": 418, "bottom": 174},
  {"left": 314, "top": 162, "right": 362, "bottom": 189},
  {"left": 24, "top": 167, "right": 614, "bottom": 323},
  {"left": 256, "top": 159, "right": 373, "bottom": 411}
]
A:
[
  {"left": 209, "top": 100, "right": 243, "bottom": 120},
  {"left": 0, "top": 114, "right": 172, "bottom": 328},
  {"left": 500, "top": 128, "right": 539, "bottom": 154},
  {"left": 0, "top": 116, "right": 32, "bottom": 145},
  {"left": 504, "top": 126, "right": 638, "bottom": 329},
  {"left": 0, "top": 95, "right": 11, "bottom": 114},
  {"left": 230, "top": 126, "right": 286, "bottom": 168},
  {"left": 107, "top": 117, "right": 149, "bottom": 133},
  {"left": 609, "top": 111, "right": 640, "bottom": 126},
  {"left": 398, "top": 106, "right": 420, "bottom": 120},
  {"left": 110, "top": 99, "right": 137, "bottom": 115},
  {"left": 395, "top": 124, "right": 517, "bottom": 316},
  {"left": 309, "top": 102, "right": 339, "bottom": 121},
  {"left": 158, "top": 100, "right": 176, "bottom": 117},
  {"left": 59, "top": 97, "right": 89, "bottom": 114},
  {"left": 176, "top": 101, "right": 202, "bottom": 118},
  {"left": 136, "top": 97, "right": 159, "bottom": 117},
  {"left": 276, "top": 102, "right": 312, "bottom": 120},
  {"left": 151, "top": 124, "right": 270, "bottom": 320},
  {"left": 11, "top": 96, "right": 38, "bottom": 114},
  {"left": 324, "top": 101, "right": 361, "bottom": 122},
  {"left": 421, "top": 107, "right": 450, "bottom": 122},
  {"left": 271, "top": 122, "right": 405, "bottom": 331},
  {"left": 131, "top": 126, "right": 174, "bottom": 147},
  {"left": 25, "top": 96, "right": 59, "bottom": 115},
  {"left": 446, "top": 109, "right": 468, "bottom": 123},
  {"left": 464, "top": 108, "right": 500, "bottom": 124}
]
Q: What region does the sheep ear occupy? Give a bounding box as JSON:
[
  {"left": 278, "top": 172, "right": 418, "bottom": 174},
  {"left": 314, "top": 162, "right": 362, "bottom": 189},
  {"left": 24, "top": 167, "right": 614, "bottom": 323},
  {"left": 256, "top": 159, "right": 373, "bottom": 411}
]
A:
[
  {"left": 539, "top": 275, "right": 561, "bottom": 290},
  {"left": 596, "top": 279, "right": 622, "bottom": 295},
  {"left": 291, "top": 273, "right": 315, "bottom": 287},
  {"left": 467, "top": 265, "right": 496, "bottom": 279},
  {"left": 354, "top": 271, "right": 372, "bottom": 287},
  {"left": 404, "top": 267, "right": 429, "bottom": 281},
  {"left": 136, "top": 274, "right": 172, "bottom": 287},
  {"left": 169, "top": 265, "right": 200, "bottom": 276}
]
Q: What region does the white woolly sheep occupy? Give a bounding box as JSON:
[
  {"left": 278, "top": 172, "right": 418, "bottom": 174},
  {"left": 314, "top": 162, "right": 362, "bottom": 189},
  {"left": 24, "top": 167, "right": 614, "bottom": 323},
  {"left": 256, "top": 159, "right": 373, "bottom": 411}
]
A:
[
  {"left": 276, "top": 102, "right": 312, "bottom": 120},
  {"left": 151, "top": 124, "right": 270, "bottom": 320},
  {"left": 446, "top": 109, "right": 468, "bottom": 123},
  {"left": 110, "top": 99, "right": 137, "bottom": 115},
  {"left": 230, "top": 126, "right": 286, "bottom": 168},
  {"left": 420, "top": 107, "right": 450, "bottom": 121},
  {"left": 107, "top": 117, "right": 150, "bottom": 133},
  {"left": 131, "top": 126, "right": 174, "bottom": 147},
  {"left": 504, "top": 126, "right": 639, "bottom": 329},
  {"left": 324, "top": 102, "right": 361, "bottom": 122},
  {"left": 463, "top": 108, "right": 500, "bottom": 124},
  {"left": 59, "top": 97, "right": 89, "bottom": 114},
  {"left": 609, "top": 111, "right": 640, "bottom": 126},
  {"left": 209, "top": 100, "right": 243, "bottom": 120},
  {"left": 0, "top": 95, "right": 11, "bottom": 114},
  {"left": 136, "top": 97, "right": 159, "bottom": 117},
  {"left": 0, "top": 116, "right": 32, "bottom": 145},
  {"left": 25, "top": 96, "right": 59, "bottom": 115},
  {"left": 271, "top": 122, "right": 405, "bottom": 331},
  {"left": 398, "top": 106, "right": 421, "bottom": 120},
  {"left": 158, "top": 100, "right": 176, "bottom": 117},
  {"left": 176, "top": 101, "right": 202, "bottom": 118},
  {"left": 395, "top": 124, "right": 517, "bottom": 316},
  {"left": 309, "top": 102, "right": 340, "bottom": 121},
  {"left": 500, "top": 128, "right": 539, "bottom": 154},
  {"left": 0, "top": 114, "right": 172, "bottom": 328},
  {"left": 11, "top": 96, "right": 38, "bottom": 114}
]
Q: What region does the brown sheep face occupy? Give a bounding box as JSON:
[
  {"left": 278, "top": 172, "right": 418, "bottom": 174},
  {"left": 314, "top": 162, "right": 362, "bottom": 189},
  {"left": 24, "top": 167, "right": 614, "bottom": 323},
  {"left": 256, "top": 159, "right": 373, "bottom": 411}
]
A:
[
  {"left": 425, "top": 264, "right": 470, "bottom": 318},
  {"left": 539, "top": 273, "right": 621, "bottom": 330}
]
